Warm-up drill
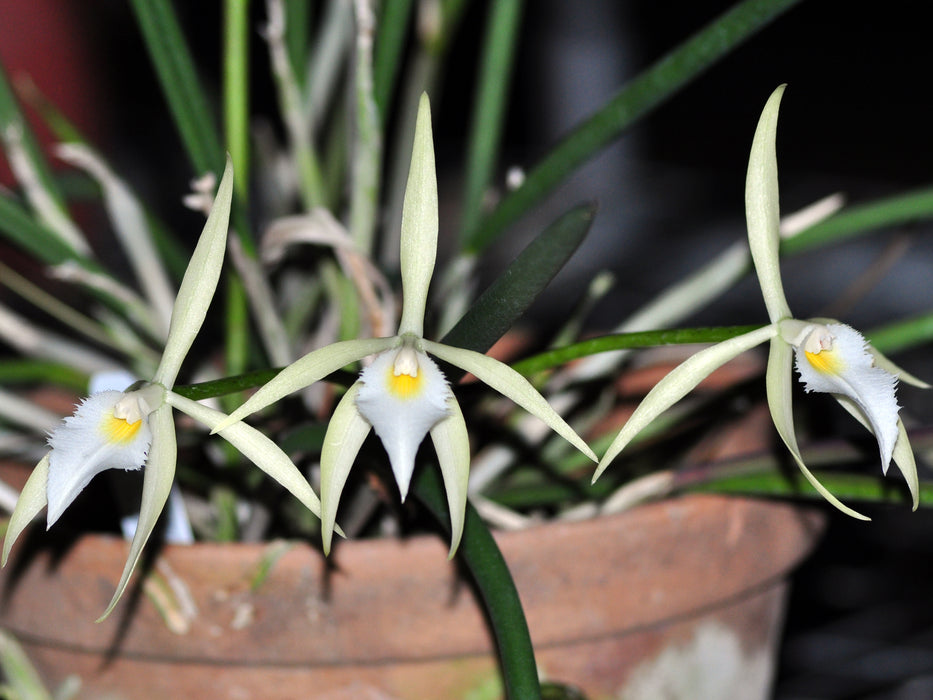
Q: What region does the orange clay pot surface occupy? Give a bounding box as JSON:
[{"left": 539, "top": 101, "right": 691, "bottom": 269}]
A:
[{"left": 0, "top": 487, "right": 824, "bottom": 700}]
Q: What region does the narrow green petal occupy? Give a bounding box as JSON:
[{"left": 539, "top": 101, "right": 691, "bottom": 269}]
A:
[
  {"left": 213, "top": 337, "right": 395, "bottom": 432},
  {"left": 320, "top": 382, "right": 371, "bottom": 555},
  {"left": 1, "top": 454, "right": 49, "bottom": 566},
  {"left": 765, "top": 337, "right": 869, "bottom": 520},
  {"left": 166, "top": 392, "right": 324, "bottom": 519},
  {"left": 422, "top": 339, "right": 596, "bottom": 463},
  {"left": 746, "top": 85, "right": 792, "bottom": 324},
  {"left": 833, "top": 394, "right": 919, "bottom": 510},
  {"left": 593, "top": 325, "right": 777, "bottom": 481},
  {"left": 397, "top": 93, "right": 438, "bottom": 338},
  {"left": 429, "top": 396, "right": 470, "bottom": 558},
  {"left": 154, "top": 156, "right": 235, "bottom": 387},
  {"left": 98, "top": 404, "right": 177, "bottom": 621}
]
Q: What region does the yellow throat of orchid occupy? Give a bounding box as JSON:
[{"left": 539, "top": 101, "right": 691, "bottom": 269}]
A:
[
  {"left": 387, "top": 346, "right": 425, "bottom": 399},
  {"left": 803, "top": 327, "right": 844, "bottom": 375},
  {"left": 101, "top": 392, "right": 149, "bottom": 444}
]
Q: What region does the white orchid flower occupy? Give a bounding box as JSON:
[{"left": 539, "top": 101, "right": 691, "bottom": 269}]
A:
[
  {"left": 2, "top": 158, "right": 325, "bottom": 620},
  {"left": 215, "top": 94, "right": 596, "bottom": 555},
  {"left": 593, "top": 85, "right": 925, "bottom": 517}
]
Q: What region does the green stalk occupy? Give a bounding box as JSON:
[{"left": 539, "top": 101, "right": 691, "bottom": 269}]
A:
[
  {"left": 349, "top": 0, "right": 382, "bottom": 255},
  {"left": 465, "top": 0, "right": 804, "bottom": 253},
  {"left": 224, "top": 0, "right": 251, "bottom": 200},
  {"left": 373, "top": 0, "right": 415, "bottom": 118},
  {"left": 285, "top": 0, "right": 312, "bottom": 88},
  {"left": 412, "top": 467, "right": 541, "bottom": 700},
  {"left": 512, "top": 326, "right": 763, "bottom": 376},
  {"left": 459, "top": 0, "right": 525, "bottom": 246}
]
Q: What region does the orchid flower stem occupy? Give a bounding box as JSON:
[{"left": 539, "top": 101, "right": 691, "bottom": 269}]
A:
[
  {"left": 372, "top": 0, "right": 414, "bottom": 117},
  {"left": 512, "top": 325, "right": 763, "bottom": 376},
  {"left": 224, "top": 0, "right": 251, "bottom": 201},
  {"left": 173, "top": 368, "right": 357, "bottom": 402},
  {"left": 459, "top": 0, "right": 525, "bottom": 247},
  {"left": 412, "top": 466, "right": 541, "bottom": 700}
]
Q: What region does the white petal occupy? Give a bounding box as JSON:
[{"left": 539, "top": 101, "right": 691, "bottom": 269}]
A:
[
  {"left": 746, "top": 85, "right": 793, "bottom": 323},
  {"left": 320, "top": 382, "right": 371, "bottom": 554},
  {"left": 593, "top": 325, "right": 778, "bottom": 481},
  {"left": 46, "top": 391, "right": 153, "bottom": 527},
  {"left": 766, "top": 336, "right": 869, "bottom": 520},
  {"left": 355, "top": 348, "right": 450, "bottom": 500},
  {"left": 792, "top": 322, "right": 899, "bottom": 469}
]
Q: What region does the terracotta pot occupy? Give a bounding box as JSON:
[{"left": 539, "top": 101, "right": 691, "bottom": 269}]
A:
[{"left": 0, "top": 489, "right": 823, "bottom": 699}]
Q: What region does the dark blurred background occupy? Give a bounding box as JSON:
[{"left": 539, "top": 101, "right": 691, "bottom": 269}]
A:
[{"left": 1, "top": 1, "right": 931, "bottom": 697}]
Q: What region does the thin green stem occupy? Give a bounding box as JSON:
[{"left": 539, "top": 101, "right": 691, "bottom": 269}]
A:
[
  {"left": 224, "top": 0, "right": 251, "bottom": 200},
  {"left": 412, "top": 467, "right": 541, "bottom": 700},
  {"left": 465, "top": 0, "right": 804, "bottom": 253},
  {"left": 459, "top": 0, "right": 525, "bottom": 246},
  {"left": 512, "top": 326, "right": 763, "bottom": 376}
]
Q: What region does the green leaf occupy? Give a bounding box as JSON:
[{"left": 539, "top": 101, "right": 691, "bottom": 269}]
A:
[
  {"left": 373, "top": 0, "right": 415, "bottom": 118},
  {"left": 129, "top": 0, "right": 225, "bottom": 177},
  {"left": 784, "top": 185, "right": 933, "bottom": 256},
  {"left": 465, "top": 0, "right": 804, "bottom": 253},
  {"left": 868, "top": 311, "right": 933, "bottom": 355},
  {"left": 0, "top": 62, "right": 67, "bottom": 212},
  {"left": 442, "top": 203, "right": 596, "bottom": 358},
  {"left": 0, "top": 193, "right": 77, "bottom": 265}
]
